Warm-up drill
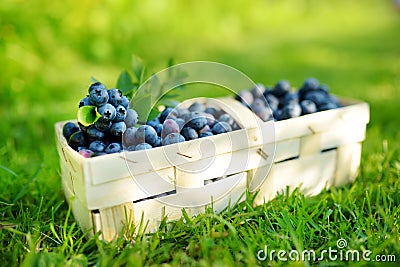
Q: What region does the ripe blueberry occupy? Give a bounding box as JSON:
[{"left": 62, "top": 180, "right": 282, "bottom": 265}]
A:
[
  {"left": 212, "top": 121, "right": 232, "bottom": 134},
  {"left": 89, "top": 140, "right": 107, "bottom": 152},
  {"left": 98, "top": 103, "right": 116, "bottom": 121},
  {"left": 108, "top": 89, "right": 123, "bottom": 107},
  {"left": 88, "top": 82, "right": 106, "bottom": 93},
  {"left": 110, "top": 122, "right": 127, "bottom": 137},
  {"left": 162, "top": 133, "right": 185, "bottom": 146},
  {"left": 114, "top": 105, "right": 127, "bottom": 122},
  {"left": 89, "top": 87, "right": 109, "bottom": 106},
  {"left": 135, "top": 143, "right": 152, "bottom": 151},
  {"left": 181, "top": 127, "right": 198, "bottom": 141},
  {"left": 125, "top": 109, "right": 139, "bottom": 128},
  {"left": 105, "top": 142, "right": 122, "bottom": 154},
  {"left": 63, "top": 122, "right": 79, "bottom": 140}
]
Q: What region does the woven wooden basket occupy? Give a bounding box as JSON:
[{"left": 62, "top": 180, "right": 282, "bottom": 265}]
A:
[{"left": 55, "top": 96, "right": 369, "bottom": 241}]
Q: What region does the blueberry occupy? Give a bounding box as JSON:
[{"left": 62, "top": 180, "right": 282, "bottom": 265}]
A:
[
  {"left": 110, "top": 122, "right": 127, "bottom": 137},
  {"left": 136, "top": 125, "right": 158, "bottom": 146},
  {"left": 263, "top": 92, "right": 279, "bottom": 111},
  {"left": 251, "top": 84, "right": 265, "bottom": 99},
  {"left": 174, "top": 118, "right": 185, "bottom": 130},
  {"left": 317, "top": 84, "right": 329, "bottom": 94},
  {"left": 159, "top": 107, "right": 173, "bottom": 124},
  {"left": 327, "top": 94, "right": 341, "bottom": 107},
  {"left": 199, "top": 124, "right": 211, "bottom": 134},
  {"left": 125, "top": 109, "right": 139, "bottom": 128},
  {"left": 272, "top": 80, "right": 291, "bottom": 97},
  {"left": 121, "top": 96, "right": 130, "bottom": 109},
  {"left": 236, "top": 90, "right": 254, "bottom": 107},
  {"left": 143, "top": 125, "right": 158, "bottom": 146},
  {"left": 318, "top": 102, "right": 338, "bottom": 111},
  {"left": 280, "top": 92, "right": 299, "bottom": 108},
  {"left": 63, "top": 122, "right": 79, "bottom": 140},
  {"left": 78, "top": 97, "right": 92, "bottom": 108},
  {"left": 89, "top": 140, "right": 106, "bottom": 152},
  {"left": 181, "top": 127, "right": 198, "bottom": 141},
  {"left": 186, "top": 112, "right": 207, "bottom": 131},
  {"left": 278, "top": 103, "right": 302, "bottom": 120},
  {"left": 298, "top": 77, "right": 320, "bottom": 100},
  {"left": 94, "top": 119, "right": 112, "bottom": 132},
  {"left": 154, "top": 124, "right": 163, "bottom": 137},
  {"left": 146, "top": 118, "right": 160, "bottom": 128},
  {"left": 108, "top": 89, "right": 123, "bottom": 107},
  {"left": 300, "top": 100, "right": 317, "bottom": 115},
  {"left": 114, "top": 105, "right": 127, "bottom": 122},
  {"left": 204, "top": 107, "right": 221, "bottom": 118},
  {"left": 303, "top": 91, "right": 329, "bottom": 107},
  {"left": 161, "top": 119, "right": 180, "bottom": 139},
  {"left": 88, "top": 82, "right": 107, "bottom": 93},
  {"left": 68, "top": 131, "right": 88, "bottom": 150},
  {"left": 302, "top": 77, "right": 320, "bottom": 90},
  {"left": 218, "top": 114, "right": 234, "bottom": 126},
  {"left": 251, "top": 98, "right": 273, "bottom": 122},
  {"left": 122, "top": 127, "right": 137, "bottom": 148},
  {"left": 105, "top": 142, "right": 122, "bottom": 154},
  {"left": 273, "top": 109, "right": 281, "bottom": 121},
  {"left": 98, "top": 103, "right": 116, "bottom": 121},
  {"left": 153, "top": 136, "right": 162, "bottom": 147},
  {"left": 199, "top": 131, "right": 214, "bottom": 138},
  {"left": 135, "top": 143, "right": 152, "bottom": 151},
  {"left": 78, "top": 149, "right": 93, "bottom": 158},
  {"left": 162, "top": 133, "right": 185, "bottom": 146},
  {"left": 86, "top": 125, "right": 105, "bottom": 140},
  {"left": 188, "top": 102, "right": 206, "bottom": 112},
  {"left": 89, "top": 87, "right": 109, "bottom": 107},
  {"left": 204, "top": 113, "right": 216, "bottom": 127},
  {"left": 212, "top": 121, "right": 232, "bottom": 135}
]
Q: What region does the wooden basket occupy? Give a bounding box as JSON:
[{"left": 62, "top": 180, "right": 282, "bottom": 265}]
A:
[{"left": 55, "top": 96, "right": 369, "bottom": 241}]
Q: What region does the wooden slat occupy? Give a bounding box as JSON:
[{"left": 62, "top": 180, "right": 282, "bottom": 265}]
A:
[
  {"left": 85, "top": 167, "right": 175, "bottom": 210},
  {"left": 253, "top": 150, "right": 337, "bottom": 206},
  {"left": 175, "top": 147, "right": 271, "bottom": 189},
  {"left": 334, "top": 142, "right": 362, "bottom": 186}
]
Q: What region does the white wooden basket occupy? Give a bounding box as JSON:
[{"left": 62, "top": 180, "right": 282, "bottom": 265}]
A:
[{"left": 55, "top": 96, "right": 369, "bottom": 241}]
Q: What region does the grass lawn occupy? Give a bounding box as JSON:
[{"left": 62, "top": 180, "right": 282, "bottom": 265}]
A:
[{"left": 1, "top": 0, "right": 399, "bottom": 266}]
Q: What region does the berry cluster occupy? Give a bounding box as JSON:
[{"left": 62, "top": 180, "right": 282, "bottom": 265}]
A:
[
  {"left": 236, "top": 78, "right": 341, "bottom": 121},
  {"left": 62, "top": 82, "right": 138, "bottom": 158},
  {"left": 63, "top": 82, "right": 241, "bottom": 157},
  {"left": 122, "top": 101, "right": 240, "bottom": 151}
]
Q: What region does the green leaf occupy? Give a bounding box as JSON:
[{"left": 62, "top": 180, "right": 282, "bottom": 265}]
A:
[
  {"left": 116, "top": 71, "right": 135, "bottom": 96},
  {"left": 77, "top": 106, "right": 101, "bottom": 126},
  {"left": 147, "top": 107, "right": 161, "bottom": 121},
  {"left": 91, "top": 76, "right": 100, "bottom": 83},
  {"left": 131, "top": 55, "right": 146, "bottom": 83}
]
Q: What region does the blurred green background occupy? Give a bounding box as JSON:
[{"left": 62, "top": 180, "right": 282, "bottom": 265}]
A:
[
  {"left": 1, "top": 0, "right": 400, "bottom": 261},
  {"left": 2, "top": 0, "right": 399, "bottom": 161}
]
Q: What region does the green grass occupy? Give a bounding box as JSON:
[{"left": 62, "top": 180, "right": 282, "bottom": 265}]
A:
[{"left": 1, "top": 0, "right": 400, "bottom": 266}]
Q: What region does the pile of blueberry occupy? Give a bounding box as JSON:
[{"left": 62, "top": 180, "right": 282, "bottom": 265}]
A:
[
  {"left": 62, "top": 82, "right": 138, "bottom": 158},
  {"left": 122, "top": 101, "right": 240, "bottom": 151},
  {"left": 62, "top": 82, "right": 240, "bottom": 158},
  {"left": 63, "top": 78, "right": 340, "bottom": 158},
  {"left": 236, "top": 77, "right": 341, "bottom": 121}
]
